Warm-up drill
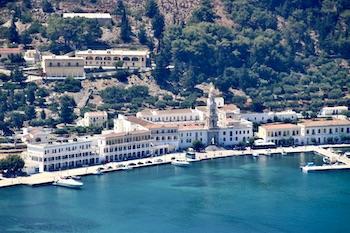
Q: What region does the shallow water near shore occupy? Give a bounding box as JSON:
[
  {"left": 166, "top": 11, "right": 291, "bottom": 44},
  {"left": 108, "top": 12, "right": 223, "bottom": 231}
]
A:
[{"left": 1, "top": 152, "right": 350, "bottom": 233}]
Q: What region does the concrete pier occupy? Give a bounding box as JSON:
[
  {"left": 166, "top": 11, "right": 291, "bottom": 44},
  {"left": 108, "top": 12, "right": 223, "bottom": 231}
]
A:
[
  {"left": 301, "top": 147, "right": 350, "bottom": 173},
  {"left": 1, "top": 144, "right": 350, "bottom": 188}
]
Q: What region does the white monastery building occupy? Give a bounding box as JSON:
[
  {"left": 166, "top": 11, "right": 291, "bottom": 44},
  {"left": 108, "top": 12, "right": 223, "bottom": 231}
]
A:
[
  {"left": 75, "top": 49, "right": 150, "bottom": 69},
  {"left": 24, "top": 49, "right": 41, "bottom": 65},
  {"left": 27, "top": 138, "right": 98, "bottom": 172},
  {"left": 136, "top": 83, "right": 253, "bottom": 149},
  {"left": 42, "top": 55, "right": 85, "bottom": 79},
  {"left": 63, "top": 13, "right": 112, "bottom": 25},
  {"left": 0, "top": 47, "right": 22, "bottom": 61},
  {"left": 96, "top": 130, "right": 153, "bottom": 163},
  {"left": 136, "top": 108, "right": 205, "bottom": 123},
  {"left": 257, "top": 119, "right": 350, "bottom": 145},
  {"left": 319, "top": 106, "right": 348, "bottom": 117},
  {"left": 78, "top": 111, "right": 108, "bottom": 128},
  {"left": 240, "top": 110, "right": 298, "bottom": 123}
]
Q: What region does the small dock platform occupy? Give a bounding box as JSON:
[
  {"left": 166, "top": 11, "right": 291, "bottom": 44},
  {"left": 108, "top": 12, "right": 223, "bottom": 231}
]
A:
[
  {"left": 302, "top": 164, "right": 350, "bottom": 173},
  {"left": 301, "top": 147, "right": 350, "bottom": 173}
]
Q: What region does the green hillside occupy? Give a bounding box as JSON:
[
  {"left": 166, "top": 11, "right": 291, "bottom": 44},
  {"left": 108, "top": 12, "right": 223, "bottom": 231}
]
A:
[
  {"left": 0, "top": 0, "right": 349, "bottom": 117},
  {"left": 155, "top": 0, "right": 350, "bottom": 113}
]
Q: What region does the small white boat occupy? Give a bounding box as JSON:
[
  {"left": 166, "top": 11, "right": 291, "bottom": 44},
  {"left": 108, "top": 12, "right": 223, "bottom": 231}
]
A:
[
  {"left": 93, "top": 168, "right": 104, "bottom": 175},
  {"left": 53, "top": 177, "right": 83, "bottom": 189},
  {"left": 252, "top": 152, "right": 259, "bottom": 158},
  {"left": 120, "top": 166, "right": 133, "bottom": 170},
  {"left": 171, "top": 159, "right": 190, "bottom": 167},
  {"left": 70, "top": 175, "right": 81, "bottom": 180},
  {"left": 186, "top": 148, "right": 196, "bottom": 160}
]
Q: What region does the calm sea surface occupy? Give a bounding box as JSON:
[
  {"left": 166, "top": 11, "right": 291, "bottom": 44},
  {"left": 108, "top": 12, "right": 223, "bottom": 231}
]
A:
[{"left": 1, "top": 153, "right": 350, "bottom": 233}]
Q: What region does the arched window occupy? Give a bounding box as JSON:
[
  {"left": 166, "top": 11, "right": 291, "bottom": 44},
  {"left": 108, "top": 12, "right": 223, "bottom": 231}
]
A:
[
  {"left": 104, "top": 57, "right": 111, "bottom": 60},
  {"left": 122, "top": 57, "right": 130, "bottom": 61},
  {"left": 95, "top": 57, "right": 102, "bottom": 60},
  {"left": 113, "top": 57, "right": 121, "bottom": 61},
  {"left": 87, "top": 56, "right": 94, "bottom": 60},
  {"left": 67, "top": 62, "right": 71, "bottom": 67},
  {"left": 131, "top": 57, "right": 139, "bottom": 61}
]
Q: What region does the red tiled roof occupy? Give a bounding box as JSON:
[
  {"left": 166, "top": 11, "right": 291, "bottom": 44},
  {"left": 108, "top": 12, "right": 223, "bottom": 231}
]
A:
[
  {"left": 299, "top": 119, "right": 350, "bottom": 127},
  {"left": 260, "top": 123, "right": 300, "bottom": 130},
  {"left": 0, "top": 47, "right": 22, "bottom": 53}
]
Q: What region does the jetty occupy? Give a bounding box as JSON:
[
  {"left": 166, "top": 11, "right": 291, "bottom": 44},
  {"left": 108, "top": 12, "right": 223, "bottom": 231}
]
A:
[
  {"left": 1, "top": 144, "right": 350, "bottom": 188},
  {"left": 301, "top": 147, "right": 350, "bottom": 173}
]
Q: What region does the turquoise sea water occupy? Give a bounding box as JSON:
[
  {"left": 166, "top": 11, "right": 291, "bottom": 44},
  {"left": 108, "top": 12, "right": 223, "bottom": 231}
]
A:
[{"left": 1, "top": 153, "right": 350, "bottom": 233}]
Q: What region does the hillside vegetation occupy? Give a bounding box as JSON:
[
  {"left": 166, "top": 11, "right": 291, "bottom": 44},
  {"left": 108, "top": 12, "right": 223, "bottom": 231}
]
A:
[
  {"left": 0, "top": 0, "right": 349, "bottom": 120},
  {"left": 155, "top": 0, "right": 350, "bottom": 113}
]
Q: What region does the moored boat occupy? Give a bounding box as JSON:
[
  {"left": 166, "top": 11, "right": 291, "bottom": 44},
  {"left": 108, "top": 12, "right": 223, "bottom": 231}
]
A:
[
  {"left": 120, "top": 165, "right": 133, "bottom": 170},
  {"left": 93, "top": 167, "right": 104, "bottom": 175},
  {"left": 344, "top": 152, "right": 350, "bottom": 158},
  {"left": 171, "top": 159, "right": 190, "bottom": 167},
  {"left": 53, "top": 177, "right": 83, "bottom": 189},
  {"left": 70, "top": 175, "right": 81, "bottom": 180},
  {"left": 186, "top": 148, "right": 196, "bottom": 160}
]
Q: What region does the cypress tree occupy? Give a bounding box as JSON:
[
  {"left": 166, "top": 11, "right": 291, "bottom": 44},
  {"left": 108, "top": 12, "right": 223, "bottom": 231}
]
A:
[
  {"left": 42, "top": 0, "right": 54, "bottom": 13},
  {"left": 138, "top": 26, "right": 148, "bottom": 45},
  {"left": 120, "top": 9, "right": 131, "bottom": 42},
  {"left": 40, "top": 110, "right": 46, "bottom": 120},
  {"left": 8, "top": 18, "right": 19, "bottom": 43},
  {"left": 115, "top": 0, "right": 125, "bottom": 16},
  {"left": 145, "top": 0, "right": 159, "bottom": 18},
  {"left": 152, "top": 12, "right": 165, "bottom": 39}
]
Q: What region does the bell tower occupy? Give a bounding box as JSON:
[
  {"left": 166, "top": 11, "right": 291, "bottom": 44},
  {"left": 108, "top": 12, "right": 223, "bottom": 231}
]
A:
[
  {"left": 206, "top": 83, "right": 219, "bottom": 145},
  {"left": 206, "top": 83, "right": 218, "bottom": 129}
]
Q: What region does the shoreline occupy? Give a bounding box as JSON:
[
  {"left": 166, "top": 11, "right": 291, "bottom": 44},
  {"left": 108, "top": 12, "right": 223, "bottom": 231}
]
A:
[{"left": 1, "top": 144, "right": 350, "bottom": 188}]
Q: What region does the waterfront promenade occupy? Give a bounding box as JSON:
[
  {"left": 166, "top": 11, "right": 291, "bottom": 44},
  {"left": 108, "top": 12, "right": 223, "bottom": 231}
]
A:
[{"left": 1, "top": 144, "right": 350, "bottom": 188}]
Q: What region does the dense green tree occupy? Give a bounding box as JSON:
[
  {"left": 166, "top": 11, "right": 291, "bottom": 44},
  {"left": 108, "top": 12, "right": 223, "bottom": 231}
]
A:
[
  {"left": 8, "top": 54, "right": 25, "bottom": 64},
  {"left": 47, "top": 16, "right": 102, "bottom": 50},
  {"left": 114, "top": 70, "right": 129, "bottom": 82},
  {"left": 25, "top": 105, "right": 36, "bottom": 120},
  {"left": 127, "top": 85, "right": 149, "bottom": 99},
  {"left": 120, "top": 9, "right": 131, "bottom": 42},
  {"left": 138, "top": 26, "right": 148, "bottom": 45},
  {"left": 190, "top": 0, "right": 217, "bottom": 23},
  {"left": 145, "top": 0, "right": 159, "bottom": 18},
  {"left": 0, "top": 155, "right": 25, "bottom": 174},
  {"left": 10, "top": 67, "right": 25, "bottom": 83},
  {"left": 42, "top": 0, "right": 54, "bottom": 13},
  {"left": 40, "top": 110, "right": 46, "bottom": 120},
  {"left": 8, "top": 112, "right": 25, "bottom": 129},
  {"left": 8, "top": 18, "right": 19, "bottom": 43},
  {"left": 328, "top": 88, "right": 343, "bottom": 99},
  {"left": 59, "top": 95, "right": 76, "bottom": 124},
  {"left": 101, "top": 85, "right": 150, "bottom": 106},
  {"left": 115, "top": 0, "right": 125, "bottom": 16},
  {"left": 26, "top": 86, "right": 36, "bottom": 104},
  {"left": 20, "top": 31, "right": 32, "bottom": 45},
  {"left": 192, "top": 140, "right": 205, "bottom": 151},
  {"left": 152, "top": 12, "right": 165, "bottom": 39},
  {"left": 54, "top": 78, "right": 82, "bottom": 93},
  {"left": 23, "top": 0, "right": 32, "bottom": 9},
  {"left": 36, "top": 88, "right": 49, "bottom": 98}
]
